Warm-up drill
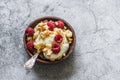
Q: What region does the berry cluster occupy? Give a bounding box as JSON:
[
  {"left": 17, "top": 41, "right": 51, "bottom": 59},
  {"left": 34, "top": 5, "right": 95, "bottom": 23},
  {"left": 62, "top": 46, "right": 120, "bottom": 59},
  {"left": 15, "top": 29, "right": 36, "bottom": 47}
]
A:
[
  {"left": 47, "top": 20, "right": 65, "bottom": 54},
  {"left": 47, "top": 20, "right": 64, "bottom": 31},
  {"left": 52, "top": 34, "right": 63, "bottom": 54},
  {"left": 25, "top": 27, "right": 34, "bottom": 51}
]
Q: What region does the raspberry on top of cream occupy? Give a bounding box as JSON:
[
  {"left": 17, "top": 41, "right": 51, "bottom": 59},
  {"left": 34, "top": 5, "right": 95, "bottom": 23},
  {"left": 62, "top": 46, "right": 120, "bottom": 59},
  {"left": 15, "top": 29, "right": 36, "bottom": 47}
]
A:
[{"left": 25, "top": 20, "right": 73, "bottom": 61}]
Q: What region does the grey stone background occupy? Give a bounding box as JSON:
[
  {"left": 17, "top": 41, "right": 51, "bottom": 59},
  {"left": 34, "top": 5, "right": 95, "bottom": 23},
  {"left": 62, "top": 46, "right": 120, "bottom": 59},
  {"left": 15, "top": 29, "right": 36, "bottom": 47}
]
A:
[{"left": 0, "top": 0, "right": 120, "bottom": 80}]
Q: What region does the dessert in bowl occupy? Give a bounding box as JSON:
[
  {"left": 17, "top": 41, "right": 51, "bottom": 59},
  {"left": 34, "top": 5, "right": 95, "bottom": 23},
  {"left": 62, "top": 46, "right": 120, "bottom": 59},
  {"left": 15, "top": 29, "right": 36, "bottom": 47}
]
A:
[{"left": 24, "top": 16, "right": 76, "bottom": 64}]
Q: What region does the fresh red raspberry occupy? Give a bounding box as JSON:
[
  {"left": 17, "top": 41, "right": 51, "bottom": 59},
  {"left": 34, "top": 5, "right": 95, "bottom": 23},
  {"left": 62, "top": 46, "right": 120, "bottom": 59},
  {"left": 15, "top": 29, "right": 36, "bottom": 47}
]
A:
[
  {"left": 52, "top": 43, "right": 60, "bottom": 53},
  {"left": 25, "top": 27, "right": 34, "bottom": 37},
  {"left": 26, "top": 41, "right": 34, "bottom": 51},
  {"left": 57, "top": 20, "right": 64, "bottom": 29},
  {"left": 47, "top": 21, "right": 55, "bottom": 31},
  {"left": 54, "top": 34, "right": 63, "bottom": 43}
]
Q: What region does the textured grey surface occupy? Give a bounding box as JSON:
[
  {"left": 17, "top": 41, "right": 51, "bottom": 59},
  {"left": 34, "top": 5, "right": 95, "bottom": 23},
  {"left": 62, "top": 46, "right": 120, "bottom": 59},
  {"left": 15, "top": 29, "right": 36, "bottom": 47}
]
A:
[{"left": 0, "top": 0, "right": 120, "bottom": 80}]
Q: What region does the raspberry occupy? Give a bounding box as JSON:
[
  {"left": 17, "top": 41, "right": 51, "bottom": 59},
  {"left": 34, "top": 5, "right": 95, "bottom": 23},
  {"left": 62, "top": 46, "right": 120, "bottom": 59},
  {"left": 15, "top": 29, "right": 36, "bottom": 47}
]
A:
[
  {"left": 54, "top": 34, "right": 63, "bottom": 43},
  {"left": 26, "top": 41, "right": 34, "bottom": 51},
  {"left": 57, "top": 20, "right": 64, "bottom": 29},
  {"left": 52, "top": 43, "right": 60, "bottom": 53},
  {"left": 25, "top": 27, "right": 34, "bottom": 37},
  {"left": 47, "top": 21, "right": 55, "bottom": 31}
]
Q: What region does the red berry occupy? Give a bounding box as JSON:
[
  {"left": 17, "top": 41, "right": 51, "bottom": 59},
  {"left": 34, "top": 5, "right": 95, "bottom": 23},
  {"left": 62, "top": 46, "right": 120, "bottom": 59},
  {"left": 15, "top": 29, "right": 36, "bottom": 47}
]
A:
[
  {"left": 25, "top": 27, "right": 34, "bottom": 37},
  {"left": 52, "top": 43, "right": 60, "bottom": 53},
  {"left": 54, "top": 34, "right": 63, "bottom": 43},
  {"left": 26, "top": 41, "right": 34, "bottom": 51},
  {"left": 57, "top": 20, "right": 64, "bottom": 29},
  {"left": 47, "top": 21, "right": 55, "bottom": 31}
]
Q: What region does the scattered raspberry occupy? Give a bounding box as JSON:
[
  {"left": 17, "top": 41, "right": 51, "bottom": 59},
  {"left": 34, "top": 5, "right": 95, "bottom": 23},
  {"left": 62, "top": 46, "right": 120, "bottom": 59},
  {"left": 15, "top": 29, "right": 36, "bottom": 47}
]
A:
[
  {"left": 47, "top": 21, "right": 55, "bottom": 31},
  {"left": 26, "top": 41, "right": 34, "bottom": 51},
  {"left": 57, "top": 20, "right": 64, "bottom": 29},
  {"left": 52, "top": 43, "right": 60, "bottom": 53},
  {"left": 25, "top": 27, "right": 34, "bottom": 37},
  {"left": 54, "top": 34, "right": 63, "bottom": 43}
]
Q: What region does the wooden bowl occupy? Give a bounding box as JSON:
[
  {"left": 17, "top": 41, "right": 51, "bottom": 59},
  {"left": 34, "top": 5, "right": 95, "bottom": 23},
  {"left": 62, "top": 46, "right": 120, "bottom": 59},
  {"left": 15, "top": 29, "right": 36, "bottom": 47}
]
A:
[{"left": 24, "top": 16, "right": 76, "bottom": 64}]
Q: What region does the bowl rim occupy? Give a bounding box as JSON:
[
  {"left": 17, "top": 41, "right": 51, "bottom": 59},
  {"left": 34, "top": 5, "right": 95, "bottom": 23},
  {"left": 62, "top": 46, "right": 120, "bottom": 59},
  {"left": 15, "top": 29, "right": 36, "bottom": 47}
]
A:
[{"left": 24, "top": 16, "right": 76, "bottom": 64}]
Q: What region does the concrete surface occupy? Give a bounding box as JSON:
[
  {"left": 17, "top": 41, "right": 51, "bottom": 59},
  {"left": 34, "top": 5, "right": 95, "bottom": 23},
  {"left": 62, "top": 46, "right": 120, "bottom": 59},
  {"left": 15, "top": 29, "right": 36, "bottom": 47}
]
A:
[{"left": 0, "top": 0, "right": 120, "bottom": 80}]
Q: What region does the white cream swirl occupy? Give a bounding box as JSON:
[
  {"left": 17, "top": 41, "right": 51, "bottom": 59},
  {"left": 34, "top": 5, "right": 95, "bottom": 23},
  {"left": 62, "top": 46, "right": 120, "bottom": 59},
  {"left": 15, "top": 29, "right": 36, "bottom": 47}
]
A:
[{"left": 43, "top": 34, "right": 69, "bottom": 61}]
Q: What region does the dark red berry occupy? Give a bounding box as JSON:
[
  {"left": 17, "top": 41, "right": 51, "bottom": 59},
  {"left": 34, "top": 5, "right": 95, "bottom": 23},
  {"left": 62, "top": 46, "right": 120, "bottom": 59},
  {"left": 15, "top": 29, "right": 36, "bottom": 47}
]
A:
[
  {"left": 47, "top": 21, "right": 55, "bottom": 31},
  {"left": 26, "top": 41, "right": 34, "bottom": 51},
  {"left": 25, "top": 27, "right": 34, "bottom": 37},
  {"left": 57, "top": 20, "right": 64, "bottom": 29},
  {"left": 54, "top": 34, "right": 63, "bottom": 43},
  {"left": 52, "top": 43, "right": 60, "bottom": 53}
]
